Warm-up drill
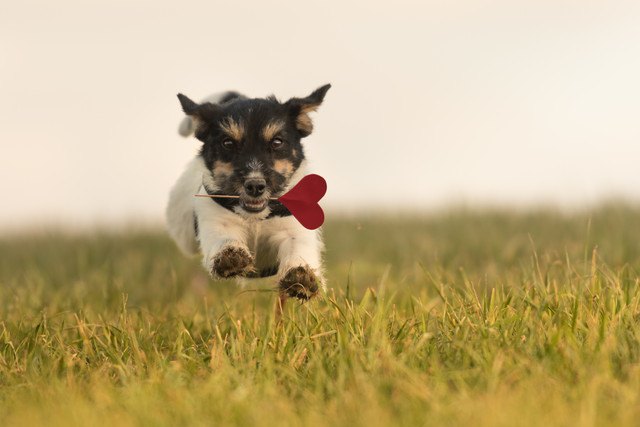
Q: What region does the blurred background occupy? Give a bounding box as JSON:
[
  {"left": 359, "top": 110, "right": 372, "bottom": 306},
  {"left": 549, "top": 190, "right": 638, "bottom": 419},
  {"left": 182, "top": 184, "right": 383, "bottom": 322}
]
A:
[{"left": 2, "top": 0, "right": 640, "bottom": 230}]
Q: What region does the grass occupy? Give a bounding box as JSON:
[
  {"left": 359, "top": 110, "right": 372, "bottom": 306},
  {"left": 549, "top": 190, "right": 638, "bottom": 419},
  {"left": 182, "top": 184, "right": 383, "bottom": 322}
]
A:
[{"left": 1, "top": 204, "right": 640, "bottom": 426}]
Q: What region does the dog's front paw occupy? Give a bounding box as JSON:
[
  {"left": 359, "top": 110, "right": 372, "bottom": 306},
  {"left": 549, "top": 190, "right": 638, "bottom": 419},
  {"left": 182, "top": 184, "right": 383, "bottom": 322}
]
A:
[
  {"left": 279, "top": 266, "right": 319, "bottom": 301},
  {"left": 211, "top": 246, "right": 254, "bottom": 278}
]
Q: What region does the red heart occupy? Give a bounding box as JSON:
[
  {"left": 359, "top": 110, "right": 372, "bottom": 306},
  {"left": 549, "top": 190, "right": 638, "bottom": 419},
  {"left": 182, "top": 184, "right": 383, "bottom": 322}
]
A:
[{"left": 278, "top": 174, "right": 327, "bottom": 230}]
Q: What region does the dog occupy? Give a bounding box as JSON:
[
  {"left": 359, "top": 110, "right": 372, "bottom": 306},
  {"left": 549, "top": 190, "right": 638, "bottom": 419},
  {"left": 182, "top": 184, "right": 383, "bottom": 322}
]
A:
[{"left": 166, "top": 84, "right": 331, "bottom": 301}]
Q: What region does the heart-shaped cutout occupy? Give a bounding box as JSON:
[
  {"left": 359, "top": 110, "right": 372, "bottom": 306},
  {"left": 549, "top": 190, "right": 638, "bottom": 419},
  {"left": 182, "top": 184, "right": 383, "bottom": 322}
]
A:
[{"left": 278, "top": 174, "right": 327, "bottom": 230}]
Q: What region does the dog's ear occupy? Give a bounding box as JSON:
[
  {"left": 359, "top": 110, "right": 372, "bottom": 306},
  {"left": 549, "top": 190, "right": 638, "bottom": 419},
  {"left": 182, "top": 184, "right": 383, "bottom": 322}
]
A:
[
  {"left": 177, "top": 94, "right": 220, "bottom": 139},
  {"left": 285, "top": 84, "right": 331, "bottom": 137}
]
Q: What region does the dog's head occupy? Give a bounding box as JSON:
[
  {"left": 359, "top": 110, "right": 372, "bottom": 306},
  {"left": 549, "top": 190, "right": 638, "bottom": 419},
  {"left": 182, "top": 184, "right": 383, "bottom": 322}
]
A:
[{"left": 178, "top": 84, "right": 330, "bottom": 216}]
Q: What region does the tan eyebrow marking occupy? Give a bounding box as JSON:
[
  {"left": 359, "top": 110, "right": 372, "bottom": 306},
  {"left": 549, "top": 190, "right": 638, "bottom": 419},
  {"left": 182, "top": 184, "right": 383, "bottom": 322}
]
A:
[
  {"left": 219, "top": 117, "right": 244, "bottom": 140},
  {"left": 262, "top": 120, "right": 286, "bottom": 141}
]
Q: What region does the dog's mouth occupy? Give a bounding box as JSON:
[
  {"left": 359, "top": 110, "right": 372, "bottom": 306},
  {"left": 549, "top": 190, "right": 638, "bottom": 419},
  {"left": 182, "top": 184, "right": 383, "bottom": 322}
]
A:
[{"left": 240, "top": 197, "right": 268, "bottom": 213}]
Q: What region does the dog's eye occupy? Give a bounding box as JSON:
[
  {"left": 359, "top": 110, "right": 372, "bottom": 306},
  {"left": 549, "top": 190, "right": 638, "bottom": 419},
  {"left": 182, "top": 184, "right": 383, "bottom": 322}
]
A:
[
  {"left": 270, "top": 138, "right": 284, "bottom": 150},
  {"left": 222, "top": 139, "right": 236, "bottom": 150}
]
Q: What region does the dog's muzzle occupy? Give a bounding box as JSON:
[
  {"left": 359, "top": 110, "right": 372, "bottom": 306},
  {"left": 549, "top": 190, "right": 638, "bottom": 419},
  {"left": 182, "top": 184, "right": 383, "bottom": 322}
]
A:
[
  {"left": 241, "top": 178, "right": 268, "bottom": 212},
  {"left": 244, "top": 178, "right": 266, "bottom": 197}
]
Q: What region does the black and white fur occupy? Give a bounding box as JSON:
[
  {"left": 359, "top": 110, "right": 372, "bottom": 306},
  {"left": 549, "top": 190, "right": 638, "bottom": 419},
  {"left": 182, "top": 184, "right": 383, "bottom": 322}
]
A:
[{"left": 166, "top": 85, "right": 330, "bottom": 300}]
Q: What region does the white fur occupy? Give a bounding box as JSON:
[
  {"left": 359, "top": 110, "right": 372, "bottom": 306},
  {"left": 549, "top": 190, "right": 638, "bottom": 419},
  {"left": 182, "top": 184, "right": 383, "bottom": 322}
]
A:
[
  {"left": 166, "top": 156, "right": 204, "bottom": 255},
  {"left": 166, "top": 155, "right": 325, "bottom": 287}
]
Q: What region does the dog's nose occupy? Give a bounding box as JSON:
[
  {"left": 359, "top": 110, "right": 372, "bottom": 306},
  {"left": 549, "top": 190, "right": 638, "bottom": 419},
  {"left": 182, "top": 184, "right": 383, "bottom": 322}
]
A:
[{"left": 244, "top": 179, "right": 266, "bottom": 197}]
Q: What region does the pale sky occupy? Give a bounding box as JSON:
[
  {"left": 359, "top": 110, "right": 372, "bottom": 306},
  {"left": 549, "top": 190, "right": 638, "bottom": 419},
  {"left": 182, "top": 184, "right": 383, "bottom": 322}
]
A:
[{"left": 1, "top": 0, "right": 640, "bottom": 228}]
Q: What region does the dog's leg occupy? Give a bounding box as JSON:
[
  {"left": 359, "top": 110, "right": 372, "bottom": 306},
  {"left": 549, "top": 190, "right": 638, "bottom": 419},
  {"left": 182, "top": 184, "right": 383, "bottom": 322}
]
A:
[
  {"left": 196, "top": 201, "right": 254, "bottom": 279},
  {"left": 268, "top": 220, "right": 324, "bottom": 300},
  {"left": 209, "top": 244, "right": 254, "bottom": 279}
]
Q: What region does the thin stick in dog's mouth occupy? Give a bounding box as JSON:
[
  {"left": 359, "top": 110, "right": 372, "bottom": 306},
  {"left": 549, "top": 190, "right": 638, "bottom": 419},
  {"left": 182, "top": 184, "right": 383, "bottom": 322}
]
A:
[{"left": 195, "top": 194, "right": 279, "bottom": 200}]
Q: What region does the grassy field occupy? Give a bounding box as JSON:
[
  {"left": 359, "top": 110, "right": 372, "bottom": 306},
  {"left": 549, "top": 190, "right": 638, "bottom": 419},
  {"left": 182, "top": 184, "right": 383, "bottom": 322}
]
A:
[{"left": 1, "top": 205, "right": 640, "bottom": 426}]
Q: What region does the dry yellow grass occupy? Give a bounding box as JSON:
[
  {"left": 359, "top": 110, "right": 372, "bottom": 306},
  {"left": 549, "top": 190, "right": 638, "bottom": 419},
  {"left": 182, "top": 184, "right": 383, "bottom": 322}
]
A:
[{"left": 1, "top": 205, "right": 640, "bottom": 426}]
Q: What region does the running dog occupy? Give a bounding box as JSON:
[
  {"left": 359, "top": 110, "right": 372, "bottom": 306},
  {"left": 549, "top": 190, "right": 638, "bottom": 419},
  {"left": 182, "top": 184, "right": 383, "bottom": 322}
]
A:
[{"left": 166, "top": 85, "right": 331, "bottom": 301}]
